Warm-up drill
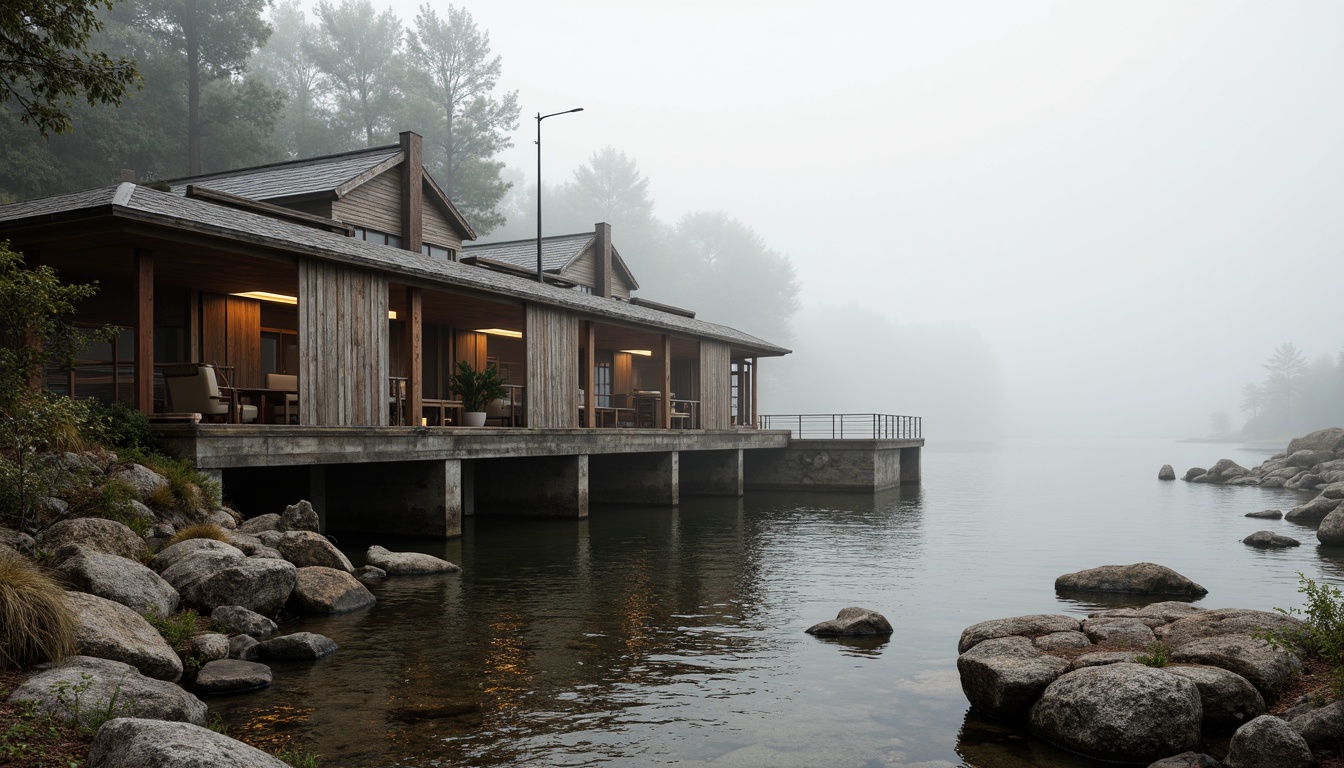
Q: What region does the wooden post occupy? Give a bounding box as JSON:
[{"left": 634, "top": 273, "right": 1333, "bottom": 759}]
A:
[
  {"left": 399, "top": 131, "right": 423, "bottom": 254},
  {"left": 134, "top": 249, "right": 154, "bottom": 414},
  {"left": 584, "top": 321, "right": 596, "bottom": 427},
  {"left": 406, "top": 286, "right": 423, "bottom": 424},
  {"left": 660, "top": 335, "right": 671, "bottom": 429},
  {"left": 750, "top": 356, "right": 759, "bottom": 429}
]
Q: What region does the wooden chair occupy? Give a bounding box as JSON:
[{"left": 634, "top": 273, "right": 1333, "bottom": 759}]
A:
[
  {"left": 163, "top": 364, "right": 257, "bottom": 423},
  {"left": 485, "top": 397, "right": 512, "bottom": 426},
  {"left": 265, "top": 373, "right": 299, "bottom": 424}
]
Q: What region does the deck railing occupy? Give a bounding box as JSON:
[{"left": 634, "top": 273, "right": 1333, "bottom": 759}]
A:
[{"left": 757, "top": 413, "right": 922, "bottom": 440}]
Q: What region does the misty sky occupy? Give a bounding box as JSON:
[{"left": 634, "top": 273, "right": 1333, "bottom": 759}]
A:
[{"left": 369, "top": 0, "right": 1344, "bottom": 438}]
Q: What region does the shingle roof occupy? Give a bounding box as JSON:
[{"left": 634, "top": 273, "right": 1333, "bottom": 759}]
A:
[
  {"left": 0, "top": 185, "right": 788, "bottom": 356},
  {"left": 464, "top": 233, "right": 591, "bottom": 273},
  {"left": 166, "top": 147, "right": 401, "bottom": 202}
]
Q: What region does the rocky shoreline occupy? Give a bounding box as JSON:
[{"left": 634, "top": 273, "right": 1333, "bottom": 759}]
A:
[{"left": 1, "top": 451, "right": 460, "bottom": 767}]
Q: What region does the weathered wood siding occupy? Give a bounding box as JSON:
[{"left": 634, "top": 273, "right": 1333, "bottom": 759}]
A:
[
  {"left": 422, "top": 193, "right": 464, "bottom": 253},
  {"left": 525, "top": 304, "right": 578, "bottom": 428},
  {"left": 332, "top": 167, "right": 402, "bottom": 237},
  {"left": 699, "top": 340, "right": 731, "bottom": 430},
  {"left": 565, "top": 246, "right": 597, "bottom": 292},
  {"left": 298, "top": 259, "right": 389, "bottom": 426}
]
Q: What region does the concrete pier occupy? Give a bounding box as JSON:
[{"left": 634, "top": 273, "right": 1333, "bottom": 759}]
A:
[
  {"left": 744, "top": 440, "right": 922, "bottom": 493},
  {"left": 590, "top": 451, "right": 679, "bottom": 505},
  {"left": 680, "top": 449, "right": 743, "bottom": 496},
  {"left": 475, "top": 454, "right": 588, "bottom": 518}
]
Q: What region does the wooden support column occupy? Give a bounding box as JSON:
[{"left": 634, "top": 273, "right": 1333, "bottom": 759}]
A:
[
  {"left": 134, "top": 249, "right": 154, "bottom": 414},
  {"left": 660, "top": 334, "right": 671, "bottom": 429},
  {"left": 583, "top": 321, "right": 596, "bottom": 427},
  {"left": 406, "top": 286, "right": 423, "bottom": 424},
  {"left": 750, "top": 356, "right": 759, "bottom": 429}
]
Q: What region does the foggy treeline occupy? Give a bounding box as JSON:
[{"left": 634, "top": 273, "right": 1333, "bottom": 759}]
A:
[{"left": 1238, "top": 343, "right": 1344, "bottom": 439}]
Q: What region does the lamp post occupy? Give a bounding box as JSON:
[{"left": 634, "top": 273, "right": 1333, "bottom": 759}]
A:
[{"left": 536, "top": 107, "right": 584, "bottom": 283}]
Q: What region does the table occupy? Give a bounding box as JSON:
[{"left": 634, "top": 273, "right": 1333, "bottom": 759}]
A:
[
  {"left": 422, "top": 398, "right": 464, "bottom": 426},
  {"left": 228, "top": 387, "right": 298, "bottom": 424}
]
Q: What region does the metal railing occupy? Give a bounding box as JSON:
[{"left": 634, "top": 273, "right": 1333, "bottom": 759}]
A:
[{"left": 757, "top": 413, "right": 922, "bottom": 440}]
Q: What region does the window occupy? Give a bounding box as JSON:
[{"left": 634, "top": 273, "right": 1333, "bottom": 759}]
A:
[
  {"left": 351, "top": 226, "right": 402, "bottom": 248},
  {"left": 421, "top": 243, "right": 455, "bottom": 261},
  {"left": 573, "top": 284, "right": 592, "bottom": 294},
  {"left": 594, "top": 362, "right": 612, "bottom": 407}
]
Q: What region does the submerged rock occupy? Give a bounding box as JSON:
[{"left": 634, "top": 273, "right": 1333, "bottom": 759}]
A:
[
  {"left": 1055, "top": 563, "right": 1207, "bottom": 596},
  {"left": 194, "top": 659, "right": 272, "bottom": 695},
  {"left": 1242, "top": 530, "right": 1300, "bottom": 548},
  {"left": 365, "top": 545, "right": 460, "bottom": 576},
  {"left": 1244, "top": 509, "right": 1282, "bottom": 519},
  {"left": 260, "top": 632, "right": 337, "bottom": 660},
  {"left": 805, "top": 607, "right": 893, "bottom": 636}
]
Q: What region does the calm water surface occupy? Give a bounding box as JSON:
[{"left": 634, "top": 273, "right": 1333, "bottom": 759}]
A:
[{"left": 212, "top": 439, "right": 1344, "bottom": 767}]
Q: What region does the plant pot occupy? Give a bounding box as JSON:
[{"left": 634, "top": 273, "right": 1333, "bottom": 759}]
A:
[{"left": 463, "top": 411, "right": 487, "bottom": 427}]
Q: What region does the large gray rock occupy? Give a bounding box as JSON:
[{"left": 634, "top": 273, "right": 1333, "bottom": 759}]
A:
[
  {"left": 209, "top": 509, "right": 238, "bottom": 530},
  {"left": 64, "top": 591, "right": 182, "bottom": 681},
  {"left": 1318, "top": 507, "right": 1344, "bottom": 545},
  {"left": 957, "top": 635, "right": 1070, "bottom": 720},
  {"left": 191, "top": 633, "right": 229, "bottom": 664},
  {"left": 1168, "top": 634, "right": 1301, "bottom": 696},
  {"left": 44, "top": 518, "right": 147, "bottom": 561},
  {"left": 229, "top": 634, "right": 260, "bottom": 661},
  {"left": 193, "top": 659, "right": 272, "bottom": 694},
  {"left": 1090, "top": 601, "right": 1204, "bottom": 624},
  {"left": 1242, "top": 530, "right": 1300, "bottom": 548},
  {"left": 0, "top": 526, "right": 34, "bottom": 553},
  {"left": 1182, "top": 467, "right": 1207, "bottom": 482},
  {"left": 1205, "top": 458, "right": 1249, "bottom": 482},
  {"left": 1147, "top": 753, "right": 1221, "bottom": 768},
  {"left": 1071, "top": 651, "right": 1142, "bottom": 669},
  {"left": 279, "top": 500, "right": 320, "bottom": 532},
  {"left": 1080, "top": 617, "right": 1156, "bottom": 646},
  {"left": 805, "top": 607, "right": 893, "bottom": 636},
  {"left": 1286, "top": 449, "right": 1335, "bottom": 468},
  {"left": 1157, "top": 608, "right": 1302, "bottom": 648},
  {"left": 1244, "top": 509, "right": 1283, "bottom": 519},
  {"left": 1286, "top": 427, "right": 1344, "bottom": 457},
  {"left": 1285, "top": 472, "right": 1323, "bottom": 491},
  {"left": 1288, "top": 700, "right": 1344, "bottom": 747},
  {"left": 957, "top": 614, "right": 1081, "bottom": 654},
  {"left": 1034, "top": 631, "right": 1092, "bottom": 651},
  {"left": 160, "top": 543, "right": 296, "bottom": 617},
  {"left": 87, "top": 718, "right": 289, "bottom": 768},
  {"left": 224, "top": 531, "right": 267, "bottom": 556},
  {"left": 237, "top": 513, "right": 281, "bottom": 534},
  {"left": 53, "top": 545, "right": 178, "bottom": 616},
  {"left": 1055, "top": 563, "right": 1207, "bottom": 596},
  {"left": 288, "top": 566, "right": 376, "bottom": 615},
  {"left": 1164, "top": 665, "right": 1265, "bottom": 730},
  {"left": 259, "top": 632, "right": 338, "bottom": 660},
  {"left": 110, "top": 464, "right": 169, "bottom": 503},
  {"left": 8, "top": 656, "right": 206, "bottom": 727},
  {"left": 1321, "top": 481, "right": 1344, "bottom": 500},
  {"left": 1223, "top": 715, "right": 1313, "bottom": 768},
  {"left": 1258, "top": 476, "right": 1287, "bottom": 488},
  {"left": 211, "top": 605, "right": 277, "bottom": 640},
  {"left": 153, "top": 538, "right": 242, "bottom": 574},
  {"left": 1286, "top": 495, "right": 1342, "bottom": 521},
  {"left": 277, "top": 531, "right": 353, "bottom": 572},
  {"left": 1158, "top": 464, "right": 1176, "bottom": 480},
  {"left": 1028, "top": 664, "right": 1202, "bottom": 762},
  {"left": 365, "top": 545, "right": 460, "bottom": 575}
]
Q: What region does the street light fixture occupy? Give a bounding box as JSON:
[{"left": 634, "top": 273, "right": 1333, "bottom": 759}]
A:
[{"left": 536, "top": 107, "right": 584, "bottom": 283}]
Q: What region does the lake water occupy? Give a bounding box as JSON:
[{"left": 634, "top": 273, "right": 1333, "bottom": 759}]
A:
[{"left": 210, "top": 438, "right": 1340, "bottom": 767}]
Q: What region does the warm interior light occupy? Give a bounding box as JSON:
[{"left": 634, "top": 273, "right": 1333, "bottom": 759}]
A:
[
  {"left": 476, "top": 328, "right": 523, "bottom": 338},
  {"left": 388, "top": 311, "right": 398, "bottom": 320},
  {"left": 620, "top": 349, "right": 653, "bottom": 357},
  {"left": 230, "top": 291, "right": 297, "bottom": 305}
]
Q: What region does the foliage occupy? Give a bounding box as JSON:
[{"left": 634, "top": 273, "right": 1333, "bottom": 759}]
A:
[
  {"left": 0, "top": 691, "right": 94, "bottom": 767},
  {"left": 0, "top": 394, "right": 99, "bottom": 533},
  {"left": 310, "top": 0, "right": 404, "bottom": 148},
  {"left": 50, "top": 673, "right": 133, "bottom": 730},
  {"left": 274, "top": 738, "right": 320, "bottom": 768},
  {"left": 67, "top": 477, "right": 145, "bottom": 537},
  {"left": 1135, "top": 641, "right": 1170, "bottom": 668},
  {"left": 1241, "top": 344, "right": 1344, "bottom": 437},
  {"left": 1261, "top": 572, "right": 1344, "bottom": 697},
  {"left": 164, "top": 522, "right": 228, "bottom": 548},
  {"left": 0, "top": 0, "right": 139, "bottom": 136},
  {"left": 449, "top": 360, "right": 507, "bottom": 413},
  {"left": 87, "top": 401, "right": 158, "bottom": 455},
  {"left": 143, "top": 608, "right": 199, "bottom": 654},
  {"left": 251, "top": 0, "right": 341, "bottom": 160},
  {"left": 0, "top": 551, "right": 76, "bottom": 670}
]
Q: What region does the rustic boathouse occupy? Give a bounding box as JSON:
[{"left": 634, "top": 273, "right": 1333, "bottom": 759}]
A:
[{"left": 0, "top": 131, "right": 922, "bottom": 538}]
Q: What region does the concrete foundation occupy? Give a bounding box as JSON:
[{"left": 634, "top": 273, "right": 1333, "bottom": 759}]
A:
[
  {"left": 744, "top": 441, "right": 923, "bottom": 493},
  {"left": 475, "top": 454, "right": 588, "bottom": 517},
  {"left": 590, "top": 451, "right": 679, "bottom": 505},
  {"left": 323, "top": 459, "right": 462, "bottom": 537},
  {"left": 680, "top": 449, "right": 743, "bottom": 496}
]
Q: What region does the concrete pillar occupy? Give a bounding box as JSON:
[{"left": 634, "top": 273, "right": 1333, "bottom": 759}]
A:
[
  {"left": 900, "top": 446, "right": 922, "bottom": 484},
  {"left": 680, "top": 449, "right": 742, "bottom": 496},
  {"left": 325, "top": 459, "right": 462, "bottom": 537},
  {"left": 475, "top": 455, "right": 588, "bottom": 517},
  {"left": 590, "top": 451, "right": 678, "bottom": 505}
]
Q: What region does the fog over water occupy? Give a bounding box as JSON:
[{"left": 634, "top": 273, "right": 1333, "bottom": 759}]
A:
[{"left": 273, "top": 1, "right": 1344, "bottom": 439}]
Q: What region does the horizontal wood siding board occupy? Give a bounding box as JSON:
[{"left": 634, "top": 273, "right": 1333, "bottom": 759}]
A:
[
  {"left": 422, "top": 194, "right": 464, "bottom": 251},
  {"left": 564, "top": 248, "right": 597, "bottom": 292},
  {"left": 332, "top": 168, "right": 402, "bottom": 236}
]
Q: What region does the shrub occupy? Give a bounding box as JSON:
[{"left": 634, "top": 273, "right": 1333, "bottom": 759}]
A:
[
  {"left": 133, "top": 453, "right": 220, "bottom": 512},
  {"left": 69, "top": 477, "right": 147, "bottom": 537},
  {"left": 88, "top": 401, "right": 159, "bottom": 455},
  {"left": 1135, "top": 641, "right": 1171, "bottom": 668},
  {"left": 0, "top": 551, "right": 76, "bottom": 669},
  {"left": 164, "top": 522, "right": 229, "bottom": 549},
  {"left": 143, "top": 608, "right": 200, "bottom": 653},
  {"left": 1261, "top": 572, "right": 1344, "bottom": 697}
]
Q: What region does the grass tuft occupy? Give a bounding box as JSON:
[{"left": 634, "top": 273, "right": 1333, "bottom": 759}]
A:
[
  {"left": 0, "top": 552, "right": 76, "bottom": 670},
  {"left": 165, "top": 522, "right": 229, "bottom": 549}
]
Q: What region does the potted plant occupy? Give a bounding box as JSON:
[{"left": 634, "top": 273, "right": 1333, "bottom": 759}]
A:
[{"left": 451, "top": 360, "right": 507, "bottom": 427}]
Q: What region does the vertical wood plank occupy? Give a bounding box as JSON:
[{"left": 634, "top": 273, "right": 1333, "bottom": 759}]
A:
[
  {"left": 584, "top": 322, "right": 595, "bottom": 427},
  {"left": 407, "top": 286, "right": 422, "bottom": 423},
  {"left": 750, "top": 356, "right": 759, "bottom": 429},
  {"left": 134, "top": 249, "right": 153, "bottom": 413},
  {"left": 660, "top": 334, "right": 671, "bottom": 429}
]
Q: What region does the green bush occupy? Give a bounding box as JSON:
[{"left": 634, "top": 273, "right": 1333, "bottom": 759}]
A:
[
  {"left": 1135, "top": 641, "right": 1171, "bottom": 668},
  {"left": 144, "top": 608, "right": 199, "bottom": 654},
  {"left": 0, "top": 551, "right": 76, "bottom": 669},
  {"left": 1262, "top": 572, "right": 1344, "bottom": 697},
  {"left": 89, "top": 401, "right": 159, "bottom": 455}
]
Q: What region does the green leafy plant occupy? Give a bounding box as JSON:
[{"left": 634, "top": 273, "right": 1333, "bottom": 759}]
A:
[
  {"left": 0, "top": 550, "right": 76, "bottom": 669},
  {"left": 144, "top": 608, "right": 200, "bottom": 654},
  {"left": 206, "top": 713, "right": 230, "bottom": 736},
  {"left": 1260, "top": 572, "right": 1344, "bottom": 697},
  {"left": 1135, "top": 641, "right": 1171, "bottom": 668},
  {"left": 87, "top": 401, "right": 159, "bottom": 455},
  {"left": 449, "top": 360, "right": 507, "bottom": 414},
  {"left": 50, "top": 673, "right": 133, "bottom": 730}
]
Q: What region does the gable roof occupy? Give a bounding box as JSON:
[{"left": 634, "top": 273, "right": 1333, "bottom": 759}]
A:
[
  {"left": 0, "top": 184, "right": 787, "bottom": 356},
  {"left": 465, "top": 233, "right": 639, "bottom": 289},
  {"left": 165, "top": 145, "right": 477, "bottom": 241}
]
